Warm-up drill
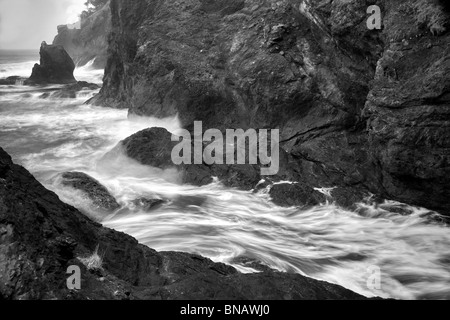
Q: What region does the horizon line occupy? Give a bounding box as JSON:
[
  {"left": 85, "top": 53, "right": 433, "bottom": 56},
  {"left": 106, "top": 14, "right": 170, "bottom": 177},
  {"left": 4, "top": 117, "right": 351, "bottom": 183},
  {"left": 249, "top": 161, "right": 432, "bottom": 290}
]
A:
[{"left": 0, "top": 48, "right": 40, "bottom": 51}]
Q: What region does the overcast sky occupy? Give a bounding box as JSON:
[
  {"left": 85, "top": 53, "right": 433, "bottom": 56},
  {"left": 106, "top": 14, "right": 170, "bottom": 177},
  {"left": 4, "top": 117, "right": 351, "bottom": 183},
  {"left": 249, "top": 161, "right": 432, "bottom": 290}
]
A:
[{"left": 0, "top": 0, "right": 85, "bottom": 50}]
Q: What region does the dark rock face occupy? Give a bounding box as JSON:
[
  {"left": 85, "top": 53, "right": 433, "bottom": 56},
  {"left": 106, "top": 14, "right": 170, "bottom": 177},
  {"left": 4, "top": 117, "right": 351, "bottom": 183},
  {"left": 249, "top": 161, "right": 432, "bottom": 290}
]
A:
[
  {"left": 53, "top": 2, "right": 111, "bottom": 69},
  {"left": 96, "top": 0, "right": 379, "bottom": 130},
  {"left": 60, "top": 172, "right": 120, "bottom": 212},
  {"left": 94, "top": 0, "right": 381, "bottom": 205},
  {"left": 121, "top": 127, "right": 289, "bottom": 193},
  {"left": 122, "top": 128, "right": 175, "bottom": 169},
  {"left": 26, "top": 43, "right": 76, "bottom": 85},
  {"left": 121, "top": 127, "right": 360, "bottom": 210},
  {"left": 94, "top": 0, "right": 450, "bottom": 215},
  {"left": 0, "top": 147, "right": 365, "bottom": 300},
  {"left": 363, "top": 1, "right": 450, "bottom": 214},
  {"left": 270, "top": 183, "right": 326, "bottom": 208}
]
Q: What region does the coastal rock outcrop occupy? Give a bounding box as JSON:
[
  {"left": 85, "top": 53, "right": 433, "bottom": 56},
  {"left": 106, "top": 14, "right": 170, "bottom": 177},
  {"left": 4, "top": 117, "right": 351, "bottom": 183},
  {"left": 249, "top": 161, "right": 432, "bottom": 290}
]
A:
[
  {"left": 0, "top": 147, "right": 365, "bottom": 300},
  {"left": 94, "top": 0, "right": 450, "bottom": 215},
  {"left": 121, "top": 127, "right": 263, "bottom": 189},
  {"left": 53, "top": 1, "right": 111, "bottom": 69},
  {"left": 120, "top": 127, "right": 303, "bottom": 195},
  {"left": 26, "top": 42, "right": 76, "bottom": 85},
  {"left": 120, "top": 127, "right": 339, "bottom": 208}
]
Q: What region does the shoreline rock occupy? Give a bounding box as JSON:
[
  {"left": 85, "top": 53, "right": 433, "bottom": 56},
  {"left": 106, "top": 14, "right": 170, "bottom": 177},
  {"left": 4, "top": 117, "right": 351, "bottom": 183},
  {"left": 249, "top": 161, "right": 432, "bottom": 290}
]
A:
[
  {"left": 0, "top": 146, "right": 367, "bottom": 300},
  {"left": 120, "top": 127, "right": 371, "bottom": 210},
  {"left": 25, "top": 42, "right": 77, "bottom": 85},
  {"left": 59, "top": 171, "right": 120, "bottom": 212}
]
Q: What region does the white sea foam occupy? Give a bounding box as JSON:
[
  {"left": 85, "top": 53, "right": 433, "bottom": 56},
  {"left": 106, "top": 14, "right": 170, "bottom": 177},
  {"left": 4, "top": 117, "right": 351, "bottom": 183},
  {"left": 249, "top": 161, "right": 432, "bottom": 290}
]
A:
[
  {"left": 74, "top": 58, "right": 104, "bottom": 84},
  {"left": 1, "top": 64, "right": 449, "bottom": 300},
  {"left": 0, "top": 60, "right": 36, "bottom": 78}
]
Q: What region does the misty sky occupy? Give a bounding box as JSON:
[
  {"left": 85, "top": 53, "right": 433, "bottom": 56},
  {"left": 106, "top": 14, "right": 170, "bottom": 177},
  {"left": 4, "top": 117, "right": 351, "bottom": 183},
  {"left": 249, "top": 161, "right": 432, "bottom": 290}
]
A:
[{"left": 0, "top": 0, "right": 85, "bottom": 50}]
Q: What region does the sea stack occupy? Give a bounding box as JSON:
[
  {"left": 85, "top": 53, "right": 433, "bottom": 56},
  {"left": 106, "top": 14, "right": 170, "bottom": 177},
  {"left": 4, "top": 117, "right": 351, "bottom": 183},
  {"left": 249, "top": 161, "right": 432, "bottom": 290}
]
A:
[{"left": 26, "top": 41, "right": 76, "bottom": 85}]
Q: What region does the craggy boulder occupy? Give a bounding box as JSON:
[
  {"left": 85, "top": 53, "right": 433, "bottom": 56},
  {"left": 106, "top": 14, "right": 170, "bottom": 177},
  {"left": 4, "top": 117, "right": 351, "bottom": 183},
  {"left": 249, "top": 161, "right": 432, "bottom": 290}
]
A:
[{"left": 26, "top": 42, "right": 77, "bottom": 85}]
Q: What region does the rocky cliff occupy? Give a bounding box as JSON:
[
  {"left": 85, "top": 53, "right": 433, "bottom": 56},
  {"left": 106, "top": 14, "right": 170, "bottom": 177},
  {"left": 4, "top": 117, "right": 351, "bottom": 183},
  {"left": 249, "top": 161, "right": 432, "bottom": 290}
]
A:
[
  {"left": 365, "top": 1, "right": 450, "bottom": 215},
  {"left": 0, "top": 147, "right": 365, "bottom": 300},
  {"left": 93, "top": 0, "right": 450, "bottom": 215},
  {"left": 53, "top": 1, "right": 111, "bottom": 69}
]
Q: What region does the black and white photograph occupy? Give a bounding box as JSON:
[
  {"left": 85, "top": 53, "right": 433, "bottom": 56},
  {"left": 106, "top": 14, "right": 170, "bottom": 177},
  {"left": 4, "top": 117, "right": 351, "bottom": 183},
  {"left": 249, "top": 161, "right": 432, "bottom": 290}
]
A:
[{"left": 0, "top": 0, "right": 449, "bottom": 308}]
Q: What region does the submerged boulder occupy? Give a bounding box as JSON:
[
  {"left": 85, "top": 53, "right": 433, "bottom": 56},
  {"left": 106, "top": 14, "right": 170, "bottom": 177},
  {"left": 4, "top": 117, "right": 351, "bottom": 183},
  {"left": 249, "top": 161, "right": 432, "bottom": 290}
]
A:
[
  {"left": 26, "top": 42, "right": 77, "bottom": 85},
  {"left": 131, "top": 197, "right": 166, "bottom": 211},
  {"left": 50, "top": 81, "right": 100, "bottom": 99},
  {"left": 36, "top": 81, "right": 100, "bottom": 99},
  {"left": 60, "top": 171, "right": 120, "bottom": 212},
  {"left": 0, "top": 76, "right": 27, "bottom": 85}
]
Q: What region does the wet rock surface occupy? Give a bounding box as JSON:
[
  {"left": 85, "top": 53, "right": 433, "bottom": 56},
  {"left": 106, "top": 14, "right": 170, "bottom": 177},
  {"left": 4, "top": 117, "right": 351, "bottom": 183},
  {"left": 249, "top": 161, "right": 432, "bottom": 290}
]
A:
[
  {"left": 121, "top": 127, "right": 261, "bottom": 190},
  {"left": 50, "top": 81, "right": 100, "bottom": 99},
  {"left": 269, "top": 183, "right": 327, "bottom": 208},
  {"left": 60, "top": 172, "right": 120, "bottom": 212},
  {"left": 0, "top": 147, "right": 366, "bottom": 300},
  {"left": 363, "top": 1, "right": 450, "bottom": 214},
  {"left": 94, "top": 0, "right": 450, "bottom": 215},
  {"left": 131, "top": 198, "right": 166, "bottom": 211},
  {"left": 120, "top": 127, "right": 371, "bottom": 210},
  {"left": 122, "top": 128, "right": 175, "bottom": 169}
]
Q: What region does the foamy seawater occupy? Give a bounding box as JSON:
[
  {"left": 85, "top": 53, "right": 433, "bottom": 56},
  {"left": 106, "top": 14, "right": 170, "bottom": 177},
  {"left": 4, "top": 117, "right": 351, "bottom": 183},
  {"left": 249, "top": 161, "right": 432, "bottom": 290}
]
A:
[{"left": 1, "top": 55, "right": 450, "bottom": 300}]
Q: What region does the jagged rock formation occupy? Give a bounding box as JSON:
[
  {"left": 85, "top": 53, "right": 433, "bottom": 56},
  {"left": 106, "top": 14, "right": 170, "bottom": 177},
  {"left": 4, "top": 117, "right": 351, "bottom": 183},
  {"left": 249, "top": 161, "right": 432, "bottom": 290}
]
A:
[
  {"left": 26, "top": 43, "right": 76, "bottom": 85},
  {"left": 0, "top": 147, "right": 365, "bottom": 300},
  {"left": 53, "top": 1, "right": 111, "bottom": 69},
  {"left": 94, "top": 0, "right": 450, "bottom": 215},
  {"left": 120, "top": 127, "right": 328, "bottom": 207}
]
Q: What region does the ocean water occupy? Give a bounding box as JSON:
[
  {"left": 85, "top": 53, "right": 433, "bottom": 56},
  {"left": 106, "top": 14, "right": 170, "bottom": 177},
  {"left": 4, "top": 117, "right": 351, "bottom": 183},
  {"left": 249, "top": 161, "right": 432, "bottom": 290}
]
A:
[
  {"left": 1, "top": 51, "right": 450, "bottom": 300},
  {"left": 0, "top": 49, "right": 39, "bottom": 78}
]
